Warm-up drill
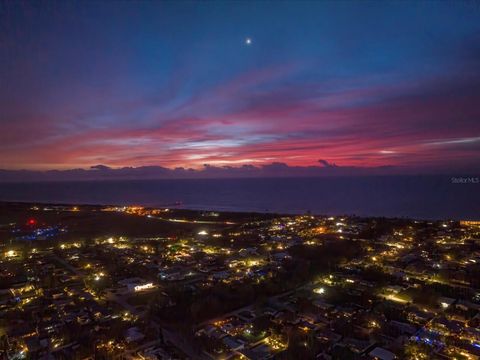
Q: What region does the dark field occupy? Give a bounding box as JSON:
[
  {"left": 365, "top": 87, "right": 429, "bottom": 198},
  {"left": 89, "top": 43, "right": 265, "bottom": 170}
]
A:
[{"left": 0, "top": 201, "right": 278, "bottom": 242}]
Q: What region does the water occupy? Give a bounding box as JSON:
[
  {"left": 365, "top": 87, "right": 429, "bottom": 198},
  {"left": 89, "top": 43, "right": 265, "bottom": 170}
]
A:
[{"left": 0, "top": 176, "right": 478, "bottom": 220}]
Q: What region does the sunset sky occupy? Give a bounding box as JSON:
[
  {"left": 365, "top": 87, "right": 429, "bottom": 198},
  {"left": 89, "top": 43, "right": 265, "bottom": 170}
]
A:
[{"left": 1, "top": 1, "right": 479, "bottom": 174}]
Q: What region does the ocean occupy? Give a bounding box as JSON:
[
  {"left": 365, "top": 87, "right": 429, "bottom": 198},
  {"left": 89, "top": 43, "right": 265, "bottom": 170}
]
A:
[{"left": 0, "top": 176, "right": 478, "bottom": 220}]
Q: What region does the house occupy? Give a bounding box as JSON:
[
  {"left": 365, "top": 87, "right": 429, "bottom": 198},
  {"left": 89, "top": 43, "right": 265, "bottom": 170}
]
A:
[
  {"left": 125, "top": 327, "right": 145, "bottom": 343},
  {"left": 222, "top": 336, "right": 244, "bottom": 351},
  {"left": 369, "top": 347, "right": 396, "bottom": 360}
]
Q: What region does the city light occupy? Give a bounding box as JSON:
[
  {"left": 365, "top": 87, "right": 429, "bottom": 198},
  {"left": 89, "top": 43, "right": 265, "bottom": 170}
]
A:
[
  {"left": 5, "top": 250, "right": 17, "bottom": 258},
  {"left": 314, "top": 287, "right": 325, "bottom": 294},
  {"left": 134, "top": 283, "right": 155, "bottom": 292},
  {"left": 1, "top": 203, "right": 479, "bottom": 359}
]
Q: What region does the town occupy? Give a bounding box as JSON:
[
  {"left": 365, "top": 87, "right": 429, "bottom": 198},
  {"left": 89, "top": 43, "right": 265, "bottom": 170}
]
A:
[{"left": 1, "top": 202, "right": 480, "bottom": 360}]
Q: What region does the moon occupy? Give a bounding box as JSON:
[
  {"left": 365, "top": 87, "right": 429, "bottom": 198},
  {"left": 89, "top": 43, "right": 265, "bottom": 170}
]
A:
[{"left": 245, "top": 37, "right": 252, "bottom": 45}]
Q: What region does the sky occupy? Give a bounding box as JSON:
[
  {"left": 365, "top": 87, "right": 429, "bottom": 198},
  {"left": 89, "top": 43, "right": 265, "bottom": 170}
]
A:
[{"left": 1, "top": 1, "right": 480, "bottom": 175}]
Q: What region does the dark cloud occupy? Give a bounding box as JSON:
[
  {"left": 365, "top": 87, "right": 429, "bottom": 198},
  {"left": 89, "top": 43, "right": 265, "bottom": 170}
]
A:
[
  {"left": 0, "top": 162, "right": 403, "bottom": 182},
  {"left": 318, "top": 159, "right": 337, "bottom": 168},
  {"left": 90, "top": 164, "right": 111, "bottom": 171}
]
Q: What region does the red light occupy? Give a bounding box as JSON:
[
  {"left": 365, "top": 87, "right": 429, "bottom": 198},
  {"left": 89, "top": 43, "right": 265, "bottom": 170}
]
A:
[{"left": 27, "top": 218, "right": 37, "bottom": 226}]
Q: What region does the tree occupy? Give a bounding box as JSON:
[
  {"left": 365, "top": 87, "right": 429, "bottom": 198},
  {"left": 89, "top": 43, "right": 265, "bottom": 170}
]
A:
[{"left": 403, "top": 342, "right": 434, "bottom": 360}]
